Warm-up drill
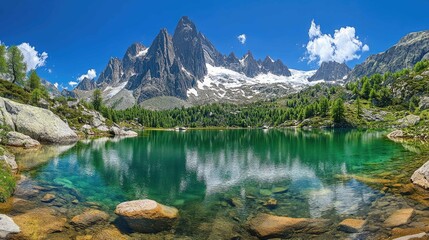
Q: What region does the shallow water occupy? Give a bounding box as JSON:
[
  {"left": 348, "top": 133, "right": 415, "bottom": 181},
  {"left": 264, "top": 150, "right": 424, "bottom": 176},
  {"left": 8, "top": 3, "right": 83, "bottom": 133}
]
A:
[{"left": 19, "top": 129, "right": 421, "bottom": 238}]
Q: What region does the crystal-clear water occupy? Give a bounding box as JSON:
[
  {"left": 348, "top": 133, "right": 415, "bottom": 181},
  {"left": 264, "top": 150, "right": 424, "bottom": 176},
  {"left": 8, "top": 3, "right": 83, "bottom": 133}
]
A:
[{"left": 25, "top": 129, "right": 414, "bottom": 235}]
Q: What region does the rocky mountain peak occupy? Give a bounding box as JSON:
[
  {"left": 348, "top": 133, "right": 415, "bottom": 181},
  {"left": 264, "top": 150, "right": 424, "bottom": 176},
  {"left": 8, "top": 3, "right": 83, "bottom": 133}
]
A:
[
  {"left": 199, "top": 32, "right": 224, "bottom": 66},
  {"left": 348, "top": 30, "right": 429, "bottom": 81},
  {"left": 96, "top": 57, "right": 123, "bottom": 87},
  {"left": 173, "top": 16, "right": 207, "bottom": 79},
  {"left": 75, "top": 77, "right": 96, "bottom": 91},
  {"left": 309, "top": 61, "right": 351, "bottom": 81},
  {"left": 261, "top": 57, "right": 292, "bottom": 76},
  {"left": 123, "top": 42, "right": 147, "bottom": 78},
  {"left": 241, "top": 51, "right": 260, "bottom": 77}
]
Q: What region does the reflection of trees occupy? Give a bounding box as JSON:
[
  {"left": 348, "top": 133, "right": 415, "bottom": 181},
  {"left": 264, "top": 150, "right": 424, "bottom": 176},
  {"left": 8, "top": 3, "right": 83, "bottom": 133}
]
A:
[{"left": 36, "top": 129, "right": 402, "bottom": 217}]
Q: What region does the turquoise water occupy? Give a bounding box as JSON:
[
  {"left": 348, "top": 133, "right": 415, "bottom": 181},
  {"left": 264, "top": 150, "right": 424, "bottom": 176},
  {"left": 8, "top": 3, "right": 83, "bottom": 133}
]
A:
[{"left": 28, "top": 129, "right": 411, "bottom": 226}]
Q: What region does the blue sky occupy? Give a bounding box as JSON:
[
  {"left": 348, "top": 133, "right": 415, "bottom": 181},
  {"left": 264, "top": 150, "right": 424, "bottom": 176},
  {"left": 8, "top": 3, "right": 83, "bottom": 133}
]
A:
[{"left": 1, "top": 0, "right": 428, "bottom": 89}]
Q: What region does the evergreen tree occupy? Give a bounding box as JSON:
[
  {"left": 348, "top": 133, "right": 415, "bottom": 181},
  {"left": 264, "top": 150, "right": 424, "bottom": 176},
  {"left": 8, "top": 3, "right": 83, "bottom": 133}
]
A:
[
  {"left": 7, "top": 46, "right": 26, "bottom": 84},
  {"left": 30, "top": 88, "right": 43, "bottom": 104},
  {"left": 92, "top": 89, "right": 103, "bottom": 111},
  {"left": 356, "top": 97, "right": 362, "bottom": 118},
  {"left": 331, "top": 98, "right": 345, "bottom": 123},
  {"left": 0, "top": 45, "right": 7, "bottom": 74},
  {"left": 28, "top": 70, "right": 41, "bottom": 90},
  {"left": 318, "top": 97, "right": 329, "bottom": 117},
  {"left": 360, "top": 77, "right": 371, "bottom": 99}
]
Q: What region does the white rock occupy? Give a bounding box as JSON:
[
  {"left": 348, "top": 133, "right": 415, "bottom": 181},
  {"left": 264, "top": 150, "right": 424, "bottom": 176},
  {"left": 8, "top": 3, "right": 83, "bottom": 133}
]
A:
[{"left": 0, "top": 214, "right": 20, "bottom": 238}]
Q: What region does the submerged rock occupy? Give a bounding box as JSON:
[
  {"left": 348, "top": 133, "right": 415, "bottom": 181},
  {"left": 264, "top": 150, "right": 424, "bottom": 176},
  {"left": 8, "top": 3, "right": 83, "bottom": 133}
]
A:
[
  {"left": 0, "top": 97, "right": 78, "bottom": 144},
  {"left": 384, "top": 208, "right": 415, "bottom": 228},
  {"left": 5, "top": 131, "right": 41, "bottom": 148},
  {"left": 12, "top": 207, "right": 67, "bottom": 239},
  {"left": 387, "top": 130, "right": 405, "bottom": 139},
  {"left": 41, "top": 193, "right": 56, "bottom": 203},
  {"left": 71, "top": 209, "right": 109, "bottom": 228},
  {"left": 248, "top": 213, "right": 330, "bottom": 238},
  {"left": 93, "top": 226, "right": 129, "bottom": 240},
  {"left": 338, "top": 218, "right": 366, "bottom": 233},
  {"left": 114, "top": 199, "right": 178, "bottom": 233},
  {"left": 0, "top": 214, "right": 20, "bottom": 238},
  {"left": 411, "top": 161, "right": 429, "bottom": 189}
]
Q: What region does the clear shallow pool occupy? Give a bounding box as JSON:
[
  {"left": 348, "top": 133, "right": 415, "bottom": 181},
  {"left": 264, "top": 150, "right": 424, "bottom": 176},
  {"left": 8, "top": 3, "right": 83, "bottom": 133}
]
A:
[{"left": 24, "top": 129, "right": 415, "bottom": 237}]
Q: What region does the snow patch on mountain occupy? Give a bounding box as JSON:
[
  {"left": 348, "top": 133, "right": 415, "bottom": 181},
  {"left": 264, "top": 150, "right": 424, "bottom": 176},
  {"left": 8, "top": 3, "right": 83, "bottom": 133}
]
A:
[
  {"left": 104, "top": 81, "right": 128, "bottom": 98},
  {"left": 136, "top": 48, "right": 148, "bottom": 58}
]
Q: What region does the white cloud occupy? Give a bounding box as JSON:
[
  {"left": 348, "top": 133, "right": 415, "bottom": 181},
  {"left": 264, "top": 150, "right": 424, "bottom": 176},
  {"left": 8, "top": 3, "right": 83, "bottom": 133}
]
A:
[
  {"left": 77, "top": 69, "right": 96, "bottom": 81},
  {"left": 48, "top": 68, "right": 52, "bottom": 73},
  {"left": 69, "top": 81, "right": 78, "bottom": 87},
  {"left": 54, "top": 82, "right": 58, "bottom": 89},
  {"left": 306, "top": 20, "right": 369, "bottom": 65},
  {"left": 17, "top": 43, "right": 48, "bottom": 72},
  {"left": 237, "top": 34, "right": 246, "bottom": 44}
]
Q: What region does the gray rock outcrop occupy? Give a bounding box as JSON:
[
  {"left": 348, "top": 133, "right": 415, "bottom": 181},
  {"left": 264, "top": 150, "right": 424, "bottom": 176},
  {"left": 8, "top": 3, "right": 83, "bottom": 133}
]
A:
[
  {"left": 0, "top": 97, "right": 78, "bottom": 144},
  {"left": 75, "top": 77, "right": 96, "bottom": 91},
  {"left": 5, "top": 131, "right": 41, "bottom": 148},
  {"left": 0, "top": 214, "right": 20, "bottom": 238},
  {"left": 411, "top": 160, "right": 429, "bottom": 189},
  {"left": 419, "top": 96, "right": 429, "bottom": 110},
  {"left": 309, "top": 61, "right": 351, "bottom": 81},
  {"left": 348, "top": 30, "right": 429, "bottom": 81}
]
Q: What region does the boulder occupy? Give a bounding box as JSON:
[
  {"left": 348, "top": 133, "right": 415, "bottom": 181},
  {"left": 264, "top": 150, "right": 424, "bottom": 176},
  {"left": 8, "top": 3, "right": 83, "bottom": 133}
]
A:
[
  {"left": 411, "top": 160, "right": 429, "bottom": 189},
  {"left": 83, "top": 109, "right": 106, "bottom": 128},
  {"left": 97, "top": 125, "right": 110, "bottom": 132},
  {"left": 5, "top": 131, "right": 41, "bottom": 148},
  {"left": 338, "top": 219, "right": 366, "bottom": 233},
  {"left": 248, "top": 213, "right": 331, "bottom": 238},
  {"left": 12, "top": 208, "right": 67, "bottom": 239},
  {"left": 114, "top": 199, "right": 178, "bottom": 233},
  {"left": 384, "top": 208, "right": 415, "bottom": 228},
  {"left": 397, "top": 114, "right": 420, "bottom": 128},
  {"left": 92, "top": 226, "right": 129, "bottom": 240},
  {"left": 0, "top": 152, "right": 18, "bottom": 174},
  {"left": 110, "top": 126, "right": 138, "bottom": 137},
  {"left": 0, "top": 214, "right": 20, "bottom": 238},
  {"left": 41, "top": 193, "right": 56, "bottom": 203},
  {"left": 0, "top": 97, "right": 78, "bottom": 144},
  {"left": 387, "top": 130, "right": 405, "bottom": 139},
  {"left": 419, "top": 97, "right": 429, "bottom": 110},
  {"left": 71, "top": 209, "right": 109, "bottom": 228}
]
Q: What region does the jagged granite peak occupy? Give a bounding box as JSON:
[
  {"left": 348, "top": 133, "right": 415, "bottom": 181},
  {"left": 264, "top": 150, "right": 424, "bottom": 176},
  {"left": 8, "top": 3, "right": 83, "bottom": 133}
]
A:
[
  {"left": 261, "top": 56, "right": 291, "bottom": 76},
  {"left": 96, "top": 57, "right": 123, "bottom": 87},
  {"left": 172, "top": 16, "right": 207, "bottom": 79},
  {"left": 241, "top": 51, "right": 260, "bottom": 77},
  {"left": 41, "top": 78, "right": 61, "bottom": 97},
  {"left": 127, "top": 28, "right": 194, "bottom": 101},
  {"left": 309, "top": 61, "right": 351, "bottom": 81},
  {"left": 75, "top": 77, "right": 96, "bottom": 91},
  {"left": 123, "top": 42, "right": 147, "bottom": 77},
  {"left": 199, "top": 32, "right": 224, "bottom": 66},
  {"left": 224, "top": 52, "right": 241, "bottom": 72},
  {"left": 348, "top": 30, "right": 429, "bottom": 81}
]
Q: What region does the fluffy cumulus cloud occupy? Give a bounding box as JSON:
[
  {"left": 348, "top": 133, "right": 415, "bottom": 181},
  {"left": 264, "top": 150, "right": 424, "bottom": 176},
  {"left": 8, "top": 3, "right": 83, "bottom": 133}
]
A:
[
  {"left": 17, "top": 43, "right": 48, "bottom": 72},
  {"left": 69, "top": 69, "right": 97, "bottom": 87},
  {"left": 237, "top": 34, "right": 246, "bottom": 44},
  {"left": 77, "top": 69, "right": 96, "bottom": 81},
  {"left": 306, "top": 20, "right": 369, "bottom": 65}
]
